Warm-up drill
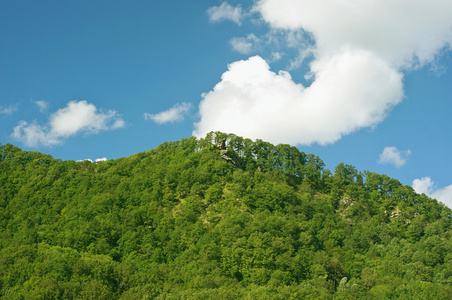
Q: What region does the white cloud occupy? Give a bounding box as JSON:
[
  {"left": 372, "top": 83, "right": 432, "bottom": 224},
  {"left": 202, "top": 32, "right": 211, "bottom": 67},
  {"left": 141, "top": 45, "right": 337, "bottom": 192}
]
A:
[
  {"left": 77, "top": 159, "right": 93, "bottom": 163},
  {"left": 76, "top": 157, "right": 107, "bottom": 163},
  {"left": 378, "top": 146, "right": 411, "bottom": 167},
  {"left": 255, "top": 0, "right": 452, "bottom": 69},
  {"left": 412, "top": 177, "right": 434, "bottom": 195},
  {"left": 12, "top": 121, "right": 60, "bottom": 146},
  {"left": 49, "top": 101, "right": 123, "bottom": 137},
  {"left": 12, "top": 100, "right": 125, "bottom": 147},
  {"left": 230, "top": 34, "right": 260, "bottom": 54},
  {"left": 0, "top": 105, "right": 16, "bottom": 115},
  {"left": 111, "top": 119, "right": 125, "bottom": 129},
  {"left": 431, "top": 186, "right": 452, "bottom": 209},
  {"left": 35, "top": 100, "right": 48, "bottom": 112},
  {"left": 194, "top": 54, "right": 402, "bottom": 145},
  {"left": 412, "top": 177, "right": 452, "bottom": 209},
  {"left": 145, "top": 102, "right": 192, "bottom": 125},
  {"left": 207, "top": 2, "right": 243, "bottom": 25},
  {"left": 288, "top": 46, "right": 315, "bottom": 71},
  {"left": 195, "top": 0, "right": 452, "bottom": 145},
  {"left": 270, "top": 52, "right": 282, "bottom": 62}
]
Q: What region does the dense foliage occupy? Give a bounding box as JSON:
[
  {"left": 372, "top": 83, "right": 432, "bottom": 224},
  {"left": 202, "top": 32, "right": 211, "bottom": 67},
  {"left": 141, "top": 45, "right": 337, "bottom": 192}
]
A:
[{"left": 1, "top": 132, "right": 451, "bottom": 299}]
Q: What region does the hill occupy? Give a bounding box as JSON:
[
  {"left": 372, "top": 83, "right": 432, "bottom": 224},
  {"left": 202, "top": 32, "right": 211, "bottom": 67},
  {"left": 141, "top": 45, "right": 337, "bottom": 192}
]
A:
[{"left": 1, "top": 132, "right": 451, "bottom": 299}]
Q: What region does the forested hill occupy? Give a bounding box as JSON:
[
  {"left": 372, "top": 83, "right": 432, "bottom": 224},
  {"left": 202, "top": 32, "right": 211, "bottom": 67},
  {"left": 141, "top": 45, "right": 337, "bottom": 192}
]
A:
[{"left": 1, "top": 132, "right": 451, "bottom": 299}]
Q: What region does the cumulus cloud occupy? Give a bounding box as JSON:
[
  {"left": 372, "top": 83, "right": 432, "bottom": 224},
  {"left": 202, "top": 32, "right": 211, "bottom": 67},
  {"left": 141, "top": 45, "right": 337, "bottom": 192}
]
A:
[
  {"left": 196, "top": 0, "right": 452, "bottom": 145},
  {"left": 207, "top": 2, "right": 243, "bottom": 25},
  {"left": 12, "top": 100, "right": 125, "bottom": 147},
  {"left": 255, "top": 0, "right": 452, "bottom": 69},
  {"left": 194, "top": 54, "right": 402, "bottom": 145},
  {"left": 230, "top": 34, "right": 260, "bottom": 54},
  {"left": 412, "top": 177, "right": 452, "bottom": 209},
  {"left": 378, "top": 146, "right": 411, "bottom": 167},
  {"left": 412, "top": 177, "right": 434, "bottom": 195},
  {"left": 144, "top": 102, "right": 192, "bottom": 124},
  {"left": 431, "top": 186, "right": 452, "bottom": 209}
]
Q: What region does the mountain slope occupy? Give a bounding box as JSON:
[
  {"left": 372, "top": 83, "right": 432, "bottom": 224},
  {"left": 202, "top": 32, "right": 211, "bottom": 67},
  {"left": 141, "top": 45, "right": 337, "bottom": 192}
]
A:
[{"left": 1, "top": 132, "right": 451, "bottom": 299}]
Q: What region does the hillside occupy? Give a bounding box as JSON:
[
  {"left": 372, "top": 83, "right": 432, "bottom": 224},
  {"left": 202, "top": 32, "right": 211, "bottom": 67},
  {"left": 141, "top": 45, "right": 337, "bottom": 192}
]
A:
[{"left": 0, "top": 132, "right": 451, "bottom": 299}]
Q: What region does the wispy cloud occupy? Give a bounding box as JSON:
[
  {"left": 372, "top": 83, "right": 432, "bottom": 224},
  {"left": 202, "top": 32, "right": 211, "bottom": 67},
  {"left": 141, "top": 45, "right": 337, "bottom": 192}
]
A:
[
  {"left": 378, "top": 146, "right": 411, "bottom": 167},
  {"left": 0, "top": 105, "right": 16, "bottom": 115},
  {"left": 207, "top": 2, "right": 243, "bottom": 25},
  {"left": 12, "top": 100, "right": 125, "bottom": 147},
  {"left": 269, "top": 52, "right": 283, "bottom": 62},
  {"left": 197, "top": 0, "right": 452, "bottom": 146},
  {"left": 230, "top": 34, "right": 260, "bottom": 54},
  {"left": 412, "top": 177, "right": 452, "bottom": 209},
  {"left": 35, "top": 100, "right": 48, "bottom": 112},
  {"left": 144, "top": 102, "right": 192, "bottom": 125}
]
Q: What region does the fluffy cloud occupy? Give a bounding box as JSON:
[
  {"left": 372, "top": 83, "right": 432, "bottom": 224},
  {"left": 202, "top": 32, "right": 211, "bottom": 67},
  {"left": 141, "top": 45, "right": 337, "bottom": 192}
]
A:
[
  {"left": 255, "top": 0, "right": 452, "bottom": 69},
  {"left": 431, "top": 186, "right": 452, "bottom": 209},
  {"left": 145, "top": 102, "right": 192, "bottom": 124},
  {"left": 12, "top": 100, "right": 125, "bottom": 147},
  {"left": 196, "top": 0, "right": 452, "bottom": 145},
  {"left": 207, "top": 2, "right": 243, "bottom": 25},
  {"left": 194, "top": 54, "right": 402, "bottom": 145},
  {"left": 378, "top": 146, "right": 411, "bottom": 167},
  {"left": 412, "top": 177, "right": 452, "bottom": 209},
  {"left": 412, "top": 177, "right": 434, "bottom": 195},
  {"left": 230, "top": 34, "right": 260, "bottom": 54}
]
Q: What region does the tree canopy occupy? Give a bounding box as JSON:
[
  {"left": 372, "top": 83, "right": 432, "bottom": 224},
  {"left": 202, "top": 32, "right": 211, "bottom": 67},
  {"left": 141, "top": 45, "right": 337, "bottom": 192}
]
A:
[{"left": 1, "top": 132, "right": 451, "bottom": 299}]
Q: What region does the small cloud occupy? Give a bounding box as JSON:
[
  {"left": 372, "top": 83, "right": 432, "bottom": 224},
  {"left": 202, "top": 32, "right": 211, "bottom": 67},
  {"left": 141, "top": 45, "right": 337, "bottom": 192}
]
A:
[
  {"left": 145, "top": 102, "right": 192, "bottom": 125},
  {"left": 378, "top": 146, "right": 411, "bottom": 167},
  {"left": 111, "top": 118, "right": 125, "bottom": 129},
  {"left": 412, "top": 177, "right": 434, "bottom": 195},
  {"left": 230, "top": 34, "right": 260, "bottom": 54},
  {"left": 412, "top": 177, "right": 452, "bottom": 209},
  {"left": 77, "top": 159, "right": 93, "bottom": 163},
  {"left": 431, "top": 185, "right": 452, "bottom": 209},
  {"left": 270, "top": 52, "right": 283, "bottom": 62},
  {"left": 0, "top": 105, "right": 16, "bottom": 115},
  {"left": 12, "top": 100, "right": 125, "bottom": 147},
  {"left": 207, "top": 2, "right": 243, "bottom": 25},
  {"left": 76, "top": 157, "right": 107, "bottom": 163},
  {"left": 35, "top": 100, "right": 48, "bottom": 112},
  {"left": 288, "top": 46, "right": 315, "bottom": 71}
]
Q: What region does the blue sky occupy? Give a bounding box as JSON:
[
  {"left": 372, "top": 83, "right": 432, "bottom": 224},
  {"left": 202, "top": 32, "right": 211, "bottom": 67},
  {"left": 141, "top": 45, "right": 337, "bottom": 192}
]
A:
[{"left": 1, "top": 1, "right": 452, "bottom": 207}]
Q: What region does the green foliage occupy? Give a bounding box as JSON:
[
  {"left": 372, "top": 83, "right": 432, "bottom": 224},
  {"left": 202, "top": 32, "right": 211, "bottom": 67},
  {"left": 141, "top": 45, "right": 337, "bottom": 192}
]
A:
[{"left": 0, "top": 135, "right": 451, "bottom": 299}]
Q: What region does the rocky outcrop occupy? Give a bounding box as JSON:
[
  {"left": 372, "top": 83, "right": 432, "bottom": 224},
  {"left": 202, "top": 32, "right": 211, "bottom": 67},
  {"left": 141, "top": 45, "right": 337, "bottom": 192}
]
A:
[{"left": 216, "top": 138, "right": 244, "bottom": 168}]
